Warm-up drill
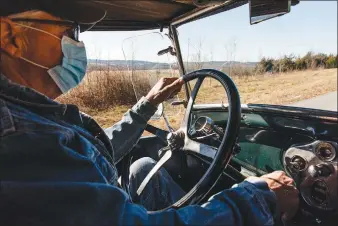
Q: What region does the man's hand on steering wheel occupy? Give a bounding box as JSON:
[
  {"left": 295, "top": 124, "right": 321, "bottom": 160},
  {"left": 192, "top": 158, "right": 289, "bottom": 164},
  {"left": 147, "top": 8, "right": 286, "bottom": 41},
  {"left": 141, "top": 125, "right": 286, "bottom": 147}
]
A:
[{"left": 145, "top": 77, "right": 184, "bottom": 106}]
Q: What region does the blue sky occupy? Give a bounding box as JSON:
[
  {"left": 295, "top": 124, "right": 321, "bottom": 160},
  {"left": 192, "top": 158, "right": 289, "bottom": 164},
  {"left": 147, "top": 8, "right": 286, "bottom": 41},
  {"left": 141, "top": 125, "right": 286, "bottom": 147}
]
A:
[{"left": 81, "top": 1, "right": 337, "bottom": 62}]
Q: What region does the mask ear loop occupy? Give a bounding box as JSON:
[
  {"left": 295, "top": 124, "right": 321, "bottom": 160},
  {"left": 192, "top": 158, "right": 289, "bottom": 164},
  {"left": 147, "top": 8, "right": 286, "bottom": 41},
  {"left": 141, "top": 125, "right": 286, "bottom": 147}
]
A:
[
  {"left": 20, "top": 57, "right": 49, "bottom": 70},
  {"left": 12, "top": 22, "right": 62, "bottom": 70},
  {"left": 13, "top": 22, "right": 62, "bottom": 41}
]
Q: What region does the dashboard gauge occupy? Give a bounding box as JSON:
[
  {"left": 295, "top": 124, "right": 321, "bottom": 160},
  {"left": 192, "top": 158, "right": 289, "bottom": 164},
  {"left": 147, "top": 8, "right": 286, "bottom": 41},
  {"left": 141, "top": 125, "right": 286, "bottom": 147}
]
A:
[
  {"left": 315, "top": 142, "right": 336, "bottom": 161},
  {"left": 193, "top": 117, "right": 214, "bottom": 134},
  {"left": 290, "top": 155, "right": 307, "bottom": 171}
]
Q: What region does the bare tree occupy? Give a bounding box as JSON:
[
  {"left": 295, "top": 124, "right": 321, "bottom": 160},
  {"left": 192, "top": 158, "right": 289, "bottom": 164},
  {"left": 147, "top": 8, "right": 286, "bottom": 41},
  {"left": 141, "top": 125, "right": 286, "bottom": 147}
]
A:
[
  {"left": 186, "top": 38, "right": 190, "bottom": 72},
  {"left": 192, "top": 39, "right": 205, "bottom": 71},
  {"left": 224, "top": 38, "right": 237, "bottom": 76},
  {"left": 219, "top": 38, "right": 238, "bottom": 76}
]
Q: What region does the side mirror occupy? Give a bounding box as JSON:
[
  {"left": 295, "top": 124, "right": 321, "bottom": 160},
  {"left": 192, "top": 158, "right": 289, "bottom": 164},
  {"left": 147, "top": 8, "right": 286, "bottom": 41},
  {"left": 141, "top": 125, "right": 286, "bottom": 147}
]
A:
[{"left": 249, "top": 0, "right": 296, "bottom": 25}]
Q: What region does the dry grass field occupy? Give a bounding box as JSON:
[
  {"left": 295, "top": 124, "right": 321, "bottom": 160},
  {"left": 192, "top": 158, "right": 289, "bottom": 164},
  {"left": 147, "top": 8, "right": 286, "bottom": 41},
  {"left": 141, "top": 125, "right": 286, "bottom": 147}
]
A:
[{"left": 58, "top": 68, "right": 337, "bottom": 130}]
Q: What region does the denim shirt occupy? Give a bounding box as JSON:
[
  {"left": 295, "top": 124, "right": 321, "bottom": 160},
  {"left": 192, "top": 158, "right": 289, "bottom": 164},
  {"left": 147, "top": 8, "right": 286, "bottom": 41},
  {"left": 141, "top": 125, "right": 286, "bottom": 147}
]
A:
[{"left": 0, "top": 74, "right": 277, "bottom": 226}]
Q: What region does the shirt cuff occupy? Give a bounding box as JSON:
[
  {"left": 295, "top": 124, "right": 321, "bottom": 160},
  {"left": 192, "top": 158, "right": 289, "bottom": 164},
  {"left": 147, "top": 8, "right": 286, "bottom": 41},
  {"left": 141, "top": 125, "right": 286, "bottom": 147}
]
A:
[
  {"left": 131, "top": 96, "right": 158, "bottom": 122},
  {"left": 244, "top": 177, "right": 271, "bottom": 190},
  {"left": 233, "top": 179, "right": 278, "bottom": 219}
]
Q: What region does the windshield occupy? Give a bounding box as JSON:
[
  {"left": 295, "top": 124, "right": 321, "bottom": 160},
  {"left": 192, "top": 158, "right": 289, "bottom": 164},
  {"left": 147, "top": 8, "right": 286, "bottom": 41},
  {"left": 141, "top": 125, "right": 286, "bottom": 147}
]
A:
[
  {"left": 58, "top": 2, "right": 337, "bottom": 131},
  {"left": 58, "top": 30, "right": 185, "bottom": 131},
  {"left": 177, "top": 1, "right": 337, "bottom": 111}
]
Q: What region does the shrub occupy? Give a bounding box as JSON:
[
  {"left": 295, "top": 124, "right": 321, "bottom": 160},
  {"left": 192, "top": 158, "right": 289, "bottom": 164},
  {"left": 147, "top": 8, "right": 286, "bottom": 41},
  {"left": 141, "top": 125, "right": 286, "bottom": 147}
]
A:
[
  {"left": 302, "top": 51, "right": 314, "bottom": 69},
  {"left": 311, "top": 53, "right": 328, "bottom": 69},
  {"left": 270, "top": 55, "right": 296, "bottom": 73},
  {"left": 255, "top": 57, "right": 274, "bottom": 73},
  {"left": 326, "top": 55, "right": 338, "bottom": 68},
  {"left": 57, "top": 69, "right": 150, "bottom": 110},
  {"left": 255, "top": 52, "right": 337, "bottom": 73},
  {"left": 295, "top": 57, "right": 307, "bottom": 70}
]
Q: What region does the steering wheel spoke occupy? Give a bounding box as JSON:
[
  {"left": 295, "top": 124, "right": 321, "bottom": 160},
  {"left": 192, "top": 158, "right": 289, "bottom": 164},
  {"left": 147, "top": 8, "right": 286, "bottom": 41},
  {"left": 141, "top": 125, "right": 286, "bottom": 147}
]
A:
[
  {"left": 136, "top": 149, "right": 173, "bottom": 196},
  {"left": 183, "top": 138, "right": 217, "bottom": 159}
]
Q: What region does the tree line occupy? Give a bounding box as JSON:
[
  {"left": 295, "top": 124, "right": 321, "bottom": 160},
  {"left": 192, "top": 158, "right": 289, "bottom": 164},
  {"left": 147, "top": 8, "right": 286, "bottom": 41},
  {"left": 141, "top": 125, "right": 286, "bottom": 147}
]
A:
[{"left": 255, "top": 52, "right": 337, "bottom": 74}]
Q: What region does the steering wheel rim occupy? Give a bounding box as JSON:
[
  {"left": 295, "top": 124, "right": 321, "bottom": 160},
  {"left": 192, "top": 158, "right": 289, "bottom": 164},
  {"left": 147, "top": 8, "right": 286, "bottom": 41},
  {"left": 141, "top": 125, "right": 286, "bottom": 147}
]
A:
[{"left": 121, "top": 69, "right": 241, "bottom": 210}]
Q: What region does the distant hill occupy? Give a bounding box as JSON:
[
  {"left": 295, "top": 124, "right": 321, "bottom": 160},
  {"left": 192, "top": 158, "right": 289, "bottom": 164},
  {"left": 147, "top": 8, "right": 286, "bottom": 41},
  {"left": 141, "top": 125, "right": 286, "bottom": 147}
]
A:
[
  {"left": 88, "top": 59, "right": 257, "bottom": 70},
  {"left": 188, "top": 61, "right": 257, "bottom": 69}
]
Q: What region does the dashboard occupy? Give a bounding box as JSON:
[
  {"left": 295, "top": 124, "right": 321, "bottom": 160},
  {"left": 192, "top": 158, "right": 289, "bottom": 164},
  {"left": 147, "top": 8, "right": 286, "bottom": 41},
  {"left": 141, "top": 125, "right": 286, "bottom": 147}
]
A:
[
  {"left": 189, "top": 107, "right": 338, "bottom": 174},
  {"left": 187, "top": 105, "right": 338, "bottom": 225}
]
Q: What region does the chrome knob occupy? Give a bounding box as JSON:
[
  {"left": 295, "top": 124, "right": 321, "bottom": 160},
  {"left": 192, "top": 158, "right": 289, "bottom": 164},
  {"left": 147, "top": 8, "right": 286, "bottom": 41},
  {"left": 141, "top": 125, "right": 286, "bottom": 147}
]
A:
[
  {"left": 167, "top": 131, "right": 185, "bottom": 151},
  {"left": 308, "top": 163, "right": 334, "bottom": 178}
]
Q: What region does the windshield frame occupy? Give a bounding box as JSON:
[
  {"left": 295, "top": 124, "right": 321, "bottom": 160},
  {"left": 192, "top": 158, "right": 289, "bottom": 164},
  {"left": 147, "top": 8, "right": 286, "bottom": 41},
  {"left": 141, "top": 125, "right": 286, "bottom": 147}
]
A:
[{"left": 167, "top": 0, "right": 249, "bottom": 104}]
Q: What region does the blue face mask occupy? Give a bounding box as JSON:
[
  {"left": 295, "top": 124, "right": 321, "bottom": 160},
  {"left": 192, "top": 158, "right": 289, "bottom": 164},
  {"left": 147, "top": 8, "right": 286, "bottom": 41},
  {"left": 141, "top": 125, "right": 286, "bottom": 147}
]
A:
[
  {"left": 14, "top": 23, "right": 87, "bottom": 94},
  {"left": 48, "top": 36, "right": 88, "bottom": 93}
]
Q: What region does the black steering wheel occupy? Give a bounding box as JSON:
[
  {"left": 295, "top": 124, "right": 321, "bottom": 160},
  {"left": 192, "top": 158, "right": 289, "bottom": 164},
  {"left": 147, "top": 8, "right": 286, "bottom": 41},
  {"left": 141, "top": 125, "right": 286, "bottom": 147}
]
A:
[{"left": 121, "top": 69, "right": 241, "bottom": 210}]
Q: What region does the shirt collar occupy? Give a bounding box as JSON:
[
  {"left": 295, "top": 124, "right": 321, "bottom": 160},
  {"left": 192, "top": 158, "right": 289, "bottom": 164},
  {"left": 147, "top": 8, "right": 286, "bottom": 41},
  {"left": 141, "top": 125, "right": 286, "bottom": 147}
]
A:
[{"left": 0, "top": 74, "right": 67, "bottom": 114}]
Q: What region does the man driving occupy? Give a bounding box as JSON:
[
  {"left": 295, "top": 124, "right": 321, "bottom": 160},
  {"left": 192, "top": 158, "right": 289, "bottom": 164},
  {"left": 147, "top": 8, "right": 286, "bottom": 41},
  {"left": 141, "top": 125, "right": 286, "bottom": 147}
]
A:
[{"left": 0, "top": 3, "right": 299, "bottom": 226}]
